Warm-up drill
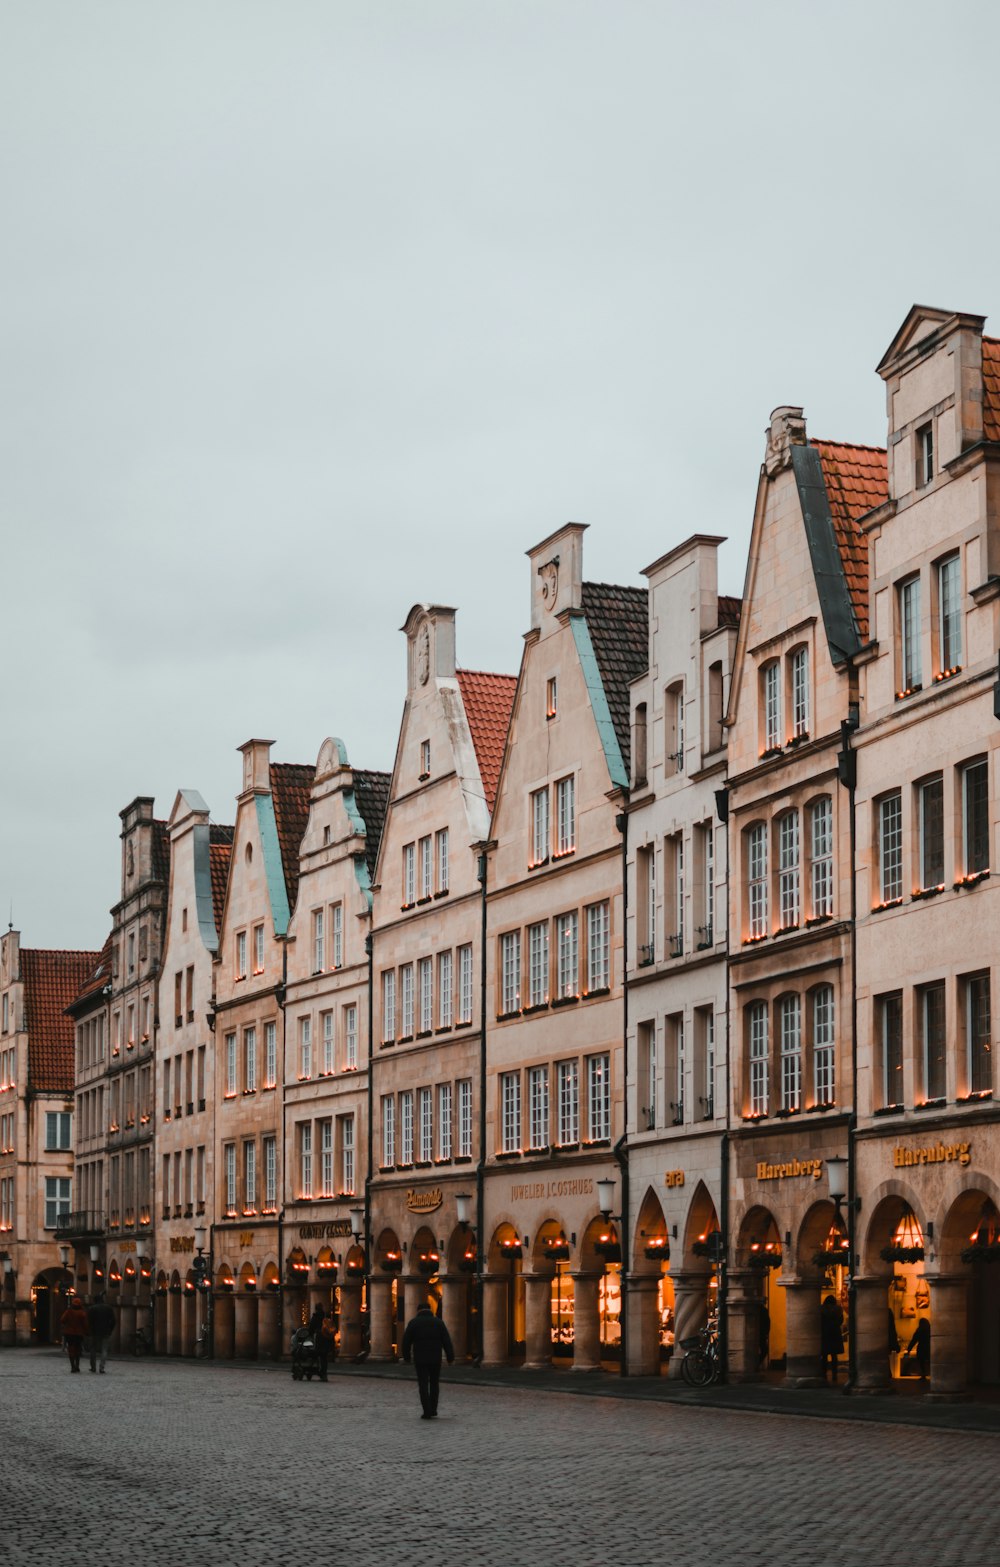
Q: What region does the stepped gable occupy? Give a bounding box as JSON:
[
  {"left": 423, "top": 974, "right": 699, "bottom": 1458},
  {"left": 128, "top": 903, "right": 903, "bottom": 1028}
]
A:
[
  {"left": 269, "top": 762, "right": 315, "bottom": 911},
  {"left": 983, "top": 338, "right": 1000, "bottom": 442},
  {"left": 353, "top": 770, "right": 392, "bottom": 877},
  {"left": 580, "top": 581, "right": 649, "bottom": 777},
  {"left": 22, "top": 947, "right": 101, "bottom": 1092},
  {"left": 810, "top": 440, "right": 887, "bottom": 642},
  {"left": 718, "top": 595, "right": 742, "bottom": 630},
  {"left": 456, "top": 670, "right": 517, "bottom": 813}
]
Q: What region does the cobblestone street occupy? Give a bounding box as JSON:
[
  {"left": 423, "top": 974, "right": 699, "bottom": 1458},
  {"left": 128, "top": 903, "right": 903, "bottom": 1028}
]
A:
[{"left": 4, "top": 1348, "right": 997, "bottom": 1567}]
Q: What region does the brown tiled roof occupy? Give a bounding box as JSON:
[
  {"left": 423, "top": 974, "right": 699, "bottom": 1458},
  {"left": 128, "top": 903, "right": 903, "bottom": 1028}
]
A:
[
  {"left": 151, "top": 820, "right": 171, "bottom": 884},
  {"left": 210, "top": 823, "right": 235, "bottom": 846},
  {"left": 21, "top": 948, "right": 101, "bottom": 1092},
  {"left": 269, "top": 763, "right": 315, "bottom": 911},
  {"left": 718, "top": 595, "right": 742, "bottom": 630},
  {"left": 456, "top": 670, "right": 517, "bottom": 813},
  {"left": 69, "top": 933, "right": 115, "bottom": 1012},
  {"left": 209, "top": 842, "right": 233, "bottom": 933},
  {"left": 580, "top": 582, "right": 649, "bottom": 777},
  {"left": 353, "top": 770, "right": 391, "bottom": 877},
  {"left": 983, "top": 338, "right": 1000, "bottom": 442},
  {"left": 811, "top": 440, "right": 887, "bottom": 642}
]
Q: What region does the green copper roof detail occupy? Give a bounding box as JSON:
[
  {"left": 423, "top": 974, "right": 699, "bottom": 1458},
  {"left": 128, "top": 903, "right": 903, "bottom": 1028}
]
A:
[
  {"left": 255, "top": 793, "right": 291, "bottom": 937},
  {"left": 570, "top": 613, "right": 628, "bottom": 789}
]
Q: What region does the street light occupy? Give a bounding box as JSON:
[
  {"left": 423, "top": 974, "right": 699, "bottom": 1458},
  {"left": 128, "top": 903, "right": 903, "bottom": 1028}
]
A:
[
  {"left": 349, "top": 1206, "right": 365, "bottom": 1245},
  {"left": 193, "top": 1225, "right": 212, "bottom": 1359},
  {"left": 455, "top": 1192, "right": 473, "bottom": 1228}
]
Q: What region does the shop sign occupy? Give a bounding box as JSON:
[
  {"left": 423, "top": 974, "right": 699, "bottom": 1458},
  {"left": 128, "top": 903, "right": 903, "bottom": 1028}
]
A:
[
  {"left": 170, "top": 1236, "right": 195, "bottom": 1253},
  {"left": 664, "top": 1170, "right": 685, "bottom": 1189},
  {"left": 893, "top": 1140, "right": 971, "bottom": 1169},
  {"left": 756, "top": 1158, "right": 823, "bottom": 1182},
  {"left": 406, "top": 1188, "right": 442, "bottom": 1214},
  {"left": 299, "top": 1220, "right": 354, "bottom": 1240},
  {"left": 117, "top": 1240, "right": 136, "bottom": 1253},
  {"left": 510, "top": 1178, "right": 594, "bottom": 1202}
]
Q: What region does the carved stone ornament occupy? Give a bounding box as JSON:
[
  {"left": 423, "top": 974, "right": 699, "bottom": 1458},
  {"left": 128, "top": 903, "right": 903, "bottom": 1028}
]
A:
[
  {"left": 539, "top": 559, "right": 559, "bottom": 613},
  {"left": 416, "top": 622, "right": 431, "bottom": 685},
  {"left": 764, "top": 405, "right": 807, "bottom": 477},
  {"left": 316, "top": 738, "right": 338, "bottom": 780},
  {"left": 126, "top": 841, "right": 135, "bottom": 878}
]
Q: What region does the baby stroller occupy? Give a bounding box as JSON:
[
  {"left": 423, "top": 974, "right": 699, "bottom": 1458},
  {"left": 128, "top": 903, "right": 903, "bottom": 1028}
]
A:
[{"left": 291, "top": 1326, "right": 321, "bottom": 1381}]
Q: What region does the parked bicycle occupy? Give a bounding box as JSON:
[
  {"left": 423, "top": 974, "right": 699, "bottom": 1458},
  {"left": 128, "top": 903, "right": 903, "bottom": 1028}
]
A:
[
  {"left": 133, "top": 1325, "right": 154, "bottom": 1356},
  {"left": 680, "top": 1322, "right": 720, "bottom": 1387}
]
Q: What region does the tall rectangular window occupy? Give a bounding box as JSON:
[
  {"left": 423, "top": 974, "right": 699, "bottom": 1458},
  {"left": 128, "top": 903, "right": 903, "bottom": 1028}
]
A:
[
  {"left": 966, "top": 973, "right": 992, "bottom": 1095},
  {"left": 436, "top": 828, "right": 449, "bottom": 893},
  {"left": 528, "top": 1066, "right": 549, "bottom": 1149},
  {"left": 666, "top": 832, "right": 684, "bottom": 957},
  {"left": 458, "top": 1079, "right": 473, "bottom": 1158},
  {"left": 555, "top": 776, "right": 575, "bottom": 855},
  {"left": 402, "top": 844, "right": 416, "bottom": 905},
  {"left": 748, "top": 824, "right": 768, "bottom": 938},
  {"left": 791, "top": 646, "right": 809, "bottom": 738},
  {"left": 778, "top": 811, "right": 800, "bottom": 929},
  {"left": 638, "top": 1021, "right": 656, "bottom": 1129},
  {"left": 313, "top": 909, "right": 325, "bottom": 972},
  {"left": 810, "top": 797, "right": 833, "bottom": 918},
  {"left": 557, "top": 1060, "right": 579, "bottom": 1145},
  {"left": 556, "top": 912, "right": 578, "bottom": 998},
  {"left": 438, "top": 1083, "right": 452, "bottom": 1160},
  {"left": 244, "top": 1027, "right": 256, "bottom": 1093},
  {"left": 264, "top": 1136, "right": 277, "bottom": 1212},
  {"left": 264, "top": 1022, "right": 277, "bottom": 1088},
  {"left": 920, "top": 983, "right": 946, "bottom": 1102},
  {"left": 918, "top": 776, "right": 944, "bottom": 889},
  {"left": 382, "top": 969, "right": 397, "bottom": 1042},
  {"left": 332, "top": 903, "right": 343, "bottom": 969},
  {"left": 813, "top": 985, "right": 835, "bottom": 1105},
  {"left": 696, "top": 822, "right": 715, "bottom": 947},
  {"left": 244, "top": 1142, "right": 257, "bottom": 1212},
  {"left": 748, "top": 1002, "right": 769, "bottom": 1116},
  {"left": 500, "top": 932, "right": 521, "bottom": 1015},
  {"left": 528, "top": 921, "right": 549, "bottom": 1006},
  {"left": 667, "top": 682, "right": 684, "bottom": 774},
  {"left": 586, "top": 902, "right": 610, "bottom": 991},
  {"left": 763, "top": 661, "right": 781, "bottom": 750},
  {"left": 236, "top": 931, "right": 247, "bottom": 980},
  {"left": 878, "top": 993, "right": 903, "bottom": 1108},
  {"left": 418, "top": 1087, "right": 433, "bottom": 1162},
  {"left": 299, "top": 1017, "right": 312, "bottom": 1079},
  {"left": 400, "top": 1091, "right": 414, "bottom": 1165},
  {"left": 344, "top": 1005, "right": 358, "bottom": 1069},
  {"left": 419, "top": 836, "right": 433, "bottom": 899},
  {"left": 937, "top": 553, "right": 962, "bottom": 671},
  {"left": 702, "top": 1009, "right": 715, "bottom": 1119},
  {"left": 639, "top": 844, "right": 656, "bottom": 965},
  {"left": 899, "top": 575, "right": 922, "bottom": 690},
  {"left": 300, "top": 1124, "right": 313, "bottom": 1198},
  {"left": 254, "top": 924, "right": 265, "bottom": 974},
  {"left": 382, "top": 1096, "right": 396, "bottom": 1166},
  {"left": 400, "top": 964, "right": 414, "bottom": 1037},
  {"left": 962, "top": 758, "right": 989, "bottom": 876},
  {"left": 587, "top": 1053, "right": 611, "bottom": 1141},
  {"left": 458, "top": 946, "right": 473, "bottom": 1025},
  {"left": 668, "top": 1015, "right": 685, "bottom": 1124},
  {"left": 224, "top": 1144, "right": 236, "bottom": 1216},
  {"left": 779, "top": 995, "right": 802, "bottom": 1112},
  {"left": 45, "top": 1111, "right": 72, "bottom": 1150},
  {"left": 322, "top": 1011, "right": 334, "bottom": 1074},
  {"left": 917, "top": 421, "right": 934, "bottom": 487},
  {"left": 878, "top": 793, "right": 903, "bottom": 903},
  {"left": 225, "top": 1033, "right": 237, "bottom": 1097},
  {"left": 341, "top": 1115, "right": 355, "bottom": 1194},
  {"left": 438, "top": 951, "right": 453, "bottom": 1029},
  {"left": 44, "top": 1176, "right": 71, "bottom": 1228},
  {"left": 419, "top": 956, "right": 433, "bottom": 1032},
  {"left": 530, "top": 787, "right": 549, "bottom": 866},
  {"left": 500, "top": 1072, "right": 521, "bottom": 1153},
  {"left": 320, "top": 1120, "right": 333, "bottom": 1195}
]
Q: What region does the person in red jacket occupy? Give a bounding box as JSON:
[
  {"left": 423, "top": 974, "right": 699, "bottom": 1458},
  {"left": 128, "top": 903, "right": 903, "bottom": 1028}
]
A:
[{"left": 60, "top": 1293, "right": 89, "bottom": 1373}]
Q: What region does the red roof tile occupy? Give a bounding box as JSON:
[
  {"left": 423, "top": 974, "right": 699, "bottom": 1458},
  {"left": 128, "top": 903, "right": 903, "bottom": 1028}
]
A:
[
  {"left": 69, "top": 933, "right": 115, "bottom": 1011},
  {"left": 269, "top": 762, "right": 315, "bottom": 911},
  {"left": 811, "top": 440, "right": 887, "bottom": 642},
  {"left": 209, "top": 841, "right": 233, "bottom": 935},
  {"left": 456, "top": 670, "right": 517, "bottom": 813},
  {"left": 21, "top": 947, "right": 101, "bottom": 1092},
  {"left": 983, "top": 338, "right": 1000, "bottom": 442}
]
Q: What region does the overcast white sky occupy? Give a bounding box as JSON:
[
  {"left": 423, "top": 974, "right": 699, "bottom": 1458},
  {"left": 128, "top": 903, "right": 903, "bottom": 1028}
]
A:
[{"left": 4, "top": 0, "right": 1000, "bottom": 950}]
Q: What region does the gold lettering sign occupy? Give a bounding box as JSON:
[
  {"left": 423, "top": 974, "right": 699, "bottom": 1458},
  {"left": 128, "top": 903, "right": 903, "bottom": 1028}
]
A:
[
  {"left": 170, "top": 1236, "right": 195, "bottom": 1253},
  {"left": 756, "top": 1158, "right": 823, "bottom": 1182},
  {"left": 510, "top": 1178, "right": 594, "bottom": 1202},
  {"left": 239, "top": 1230, "right": 255, "bottom": 1249},
  {"left": 406, "top": 1188, "right": 442, "bottom": 1214},
  {"left": 299, "top": 1220, "right": 354, "bottom": 1241},
  {"left": 664, "top": 1170, "right": 685, "bottom": 1189},
  {"left": 893, "top": 1141, "right": 971, "bottom": 1169},
  {"left": 116, "top": 1240, "right": 136, "bottom": 1253}
]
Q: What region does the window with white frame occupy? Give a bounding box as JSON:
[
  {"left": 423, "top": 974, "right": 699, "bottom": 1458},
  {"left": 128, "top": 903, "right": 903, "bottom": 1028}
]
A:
[
  {"left": 697, "top": 822, "right": 715, "bottom": 947},
  {"left": 438, "top": 1083, "right": 452, "bottom": 1160},
  {"left": 748, "top": 1001, "right": 769, "bottom": 1116},
  {"left": 778, "top": 810, "right": 800, "bottom": 929},
  {"left": 702, "top": 1009, "right": 715, "bottom": 1118},
  {"left": 458, "top": 1079, "right": 472, "bottom": 1158},
  {"left": 322, "top": 1011, "right": 334, "bottom": 1074},
  {"left": 254, "top": 924, "right": 265, "bottom": 974},
  {"left": 919, "top": 983, "right": 945, "bottom": 1102},
  {"left": 557, "top": 1059, "right": 579, "bottom": 1144},
  {"left": 300, "top": 1123, "right": 313, "bottom": 1198},
  {"left": 500, "top": 931, "right": 521, "bottom": 1015},
  {"left": 962, "top": 758, "right": 990, "bottom": 876},
  {"left": 438, "top": 951, "right": 453, "bottom": 1029},
  {"left": 937, "top": 553, "right": 962, "bottom": 672},
  {"left": 224, "top": 1143, "right": 237, "bottom": 1215},
  {"left": 877, "top": 792, "right": 903, "bottom": 903},
  {"left": 400, "top": 1091, "right": 414, "bottom": 1164},
  {"left": 320, "top": 1119, "right": 333, "bottom": 1195},
  {"left": 669, "top": 1015, "right": 685, "bottom": 1124},
  {"left": 382, "top": 969, "right": 397, "bottom": 1042},
  {"left": 586, "top": 901, "right": 610, "bottom": 991},
  {"left": 762, "top": 661, "right": 781, "bottom": 750},
  {"left": 546, "top": 675, "right": 558, "bottom": 718},
  {"left": 587, "top": 1053, "right": 611, "bottom": 1140},
  {"left": 917, "top": 420, "right": 934, "bottom": 487},
  {"left": 813, "top": 985, "right": 835, "bottom": 1104},
  {"left": 299, "top": 1017, "right": 312, "bottom": 1078},
  {"left": 899, "top": 575, "right": 922, "bottom": 690},
  {"left": 790, "top": 646, "right": 809, "bottom": 738},
  {"left": 530, "top": 787, "right": 549, "bottom": 866},
  {"left": 244, "top": 1027, "right": 257, "bottom": 1092},
  {"left": 747, "top": 823, "right": 768, "bottom": 938},
  {"left": 244, "top": 1141, "right": 257, "bottom": 1212},
  {"left": 666, "top": 682, "right": 685, "bottom": 774},
  {"left": 403, "top": 843, "right": 416, "bottom": 905},
  {"left": 639, "top": 843, "right": 656, "bottom": 964},
  {"left": 555, "top": 776, "right": 576, "bottom": 855},
  {"left": 809, "top": 797, "right": 833, "bottom": 917},
  {"left": 264, "top": 1022, "right": 277, "bottom": 1088},
  {"left": 236, "top": 931, "right": 247, "bottom": 979},
  {"left": 419, "top": 957, "right": 433, "bottom": 1032},
  {"left": 419, "top": 836, "right": 433, "bottom": 899},
  {"left": 458, "top": 945, "right": 473, "bottom": 1025},
  {"left": 638, "top": 1021, "right": 656, "bottom": 1129},
  {"left": 45, "top": 1111, "right": 71, "bottom": 1151},
  {"left": 225, "top": 1033, "right": 237, "bottom": 1096},
  {"left": 965, "top": 972, "right": 992, "bottom": 1095},
  {"left": 527, "top": 920, "right": 549, "bottom": 1007},
  {"left": 918, "top": 776, "right": 944, "bottom": 889},
  {"left": 667, "top": 832, "right": 684, "bottom": 957},
  {"left": 528, "top": 1065, "right": 549, "bottom": 1149},
  {"left": 877, "top": 992, "right": 903, "bottom": 1108},
  {"left": 341, "top": 1115, "right": 355, "bottom": 1193},
  {"left": 418, "top": 1087, "right": 433, "bottom": 1161},
  {"left": 436, "top": 828, "right": 449, "bottom": 893},
  {"left": 500, "top": 1072, "right": 521, "bottom": 1153},
  {"left": 382, "top": 1095, "right": 396, "bottom": 1166},
  {"left": 556, "top": 911, "right": 578, "bottom": 998},
  {"left": 332, "top": 903, "right": 343, "bottom": 969},
  {"left": 779, "top": 995, "right": 802, "bottom": 1112},
  {"left": 401, "top": 964, "right": 414, "bottom": 1036},
  {"left": 344, "top": 1004, "right": 358, "bottom": 1070},
  {"left": 420, "top": 738, "right": 431, "bottom": 776},
  {"left": 263, "top": 1135, "right": 277, "bottom": 1212},
  {"left": 44, "top": 1176, "right": 71, "bottom": 1229},
  {"left": 313, "top": 908, "right": 325, "bottom": 972}
]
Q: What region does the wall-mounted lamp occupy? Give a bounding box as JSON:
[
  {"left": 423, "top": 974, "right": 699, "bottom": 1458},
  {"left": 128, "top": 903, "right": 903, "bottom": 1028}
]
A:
[
  {"left": 826, "top": 1157, "right": 860, "bottom": 1213},
  {"left": 89, "top": 1244, "right": 100, "bottom": 1264},
  {"left": 455, "top": 1192, "right": 473, "bottom": 1228},
  {"left": 349, "top": 1205, "right": 366, "bottom": 1245}
]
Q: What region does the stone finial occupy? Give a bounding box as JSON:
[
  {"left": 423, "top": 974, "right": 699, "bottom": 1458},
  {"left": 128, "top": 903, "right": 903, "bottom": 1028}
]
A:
[{"left": 764, "top": 406, "right": 807, "bottom": 476}]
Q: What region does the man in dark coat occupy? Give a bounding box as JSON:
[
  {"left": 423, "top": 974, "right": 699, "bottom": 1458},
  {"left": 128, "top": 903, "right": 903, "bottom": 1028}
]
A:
[
  {"left": 60, "top": 1294, "right": 89, "bottom": 1373},
  {"left": 87, "top": 1292, "right": 116, "bottom": 1374},
  {"left": 402, "top": 1302, "right": 455, "bottom": 1418}
]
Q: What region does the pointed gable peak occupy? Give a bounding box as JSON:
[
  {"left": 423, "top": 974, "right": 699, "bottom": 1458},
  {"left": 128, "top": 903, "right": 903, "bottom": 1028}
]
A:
[
  {"left": 877, "top": 304, "right": 986, "bottom": 379},
  {"left": 526, "top": 522, "right": 587, "bottom": 632},
  {"left": 401, "top": 604, "right": 457, "bottom": 692},
  {"left": 764, "top": 406, "right": 808, "bottom": 477}
]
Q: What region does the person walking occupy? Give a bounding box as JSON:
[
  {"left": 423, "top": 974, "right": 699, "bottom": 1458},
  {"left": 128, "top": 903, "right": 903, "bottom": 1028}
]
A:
[
  {"left": 907, "top": 1315, "right": 931, "bottom": 1381},
  {"left": 60, "top": 1293, "right": 89, "bottom": 1374},
  {"left": 402, "top": 1301, "right": 454, "bottom": 1419},
  {"left": 87, "top": 1293, "right": 116, "bottom": 1374},
  {"left": 308, "top": 1304, "right": 332, "bottom": 1382},
  {"left": 820, "top": 1293, "right": 845, "bottom": 1383}
]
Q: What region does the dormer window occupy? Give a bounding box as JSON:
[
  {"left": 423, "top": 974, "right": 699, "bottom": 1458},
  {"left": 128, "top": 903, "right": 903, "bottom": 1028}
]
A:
[{"left": 916, "top": 421, "right": 934, "bottom": 488}]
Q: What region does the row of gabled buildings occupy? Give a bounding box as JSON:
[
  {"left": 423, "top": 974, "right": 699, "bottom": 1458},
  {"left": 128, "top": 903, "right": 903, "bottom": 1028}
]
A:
[{"left": 2, "top": 303, "right": 999, "bottom": 1397}]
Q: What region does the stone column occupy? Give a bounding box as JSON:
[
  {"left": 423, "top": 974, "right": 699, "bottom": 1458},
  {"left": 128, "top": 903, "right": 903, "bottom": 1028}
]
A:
[
  {"left": 626, "top": 1274, "right": 661, "bottom": 1376},
  {"left": 440, "top": 1276, "right": 469, "bottom": 1360},
  {"left": 401, "top": 1274, "right": 429, "bottom": 1325},
  {"left": 368, "top": 1277, "right": 396, "bottom": 1361},
  {"left": 481, "top": 1276, "right": 509, "bottom": 1367},
  {"left": 339, "top": 1282, "right": 363, "bottom": 1360},
  {"left": 523, "top": 1272, "right": 553, "bottom": 1369},
  {"left": 927, "top": 1274, "right": 969, "bottom": 1399},
  {"left": 214, "top": 1291, "right": 235, "bottom": 1359},
  {"left": 119, "top": 1297, "right": 136, "bottom": 1354},
  {"left": 166, "top": 1291, "right": 181, "bottom": 1356},
  {"left": 15, "top": 1295, "right": 33, "bottom": 1346},
  {"left": 257, "top": 1290, "right": 281, "bottom": 1361},
  {"left": 853, "top": 1276, "right": 892, "bottom": 1392},
  {"left": 234, "top": 1292, "right": 258, "bottom": 1359},
  {"left": 782, "top": 1280, "right": 824, "bottom": 1387},
  {"left": 668, "top": 1270, "right": 710, "bottom": 1379},
  {"left": 571, "top": 1272, "right": 602, "bottom": 1372},
  {"left": 725, "top": 1270, "right": 763, "bottom": 1382}
]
